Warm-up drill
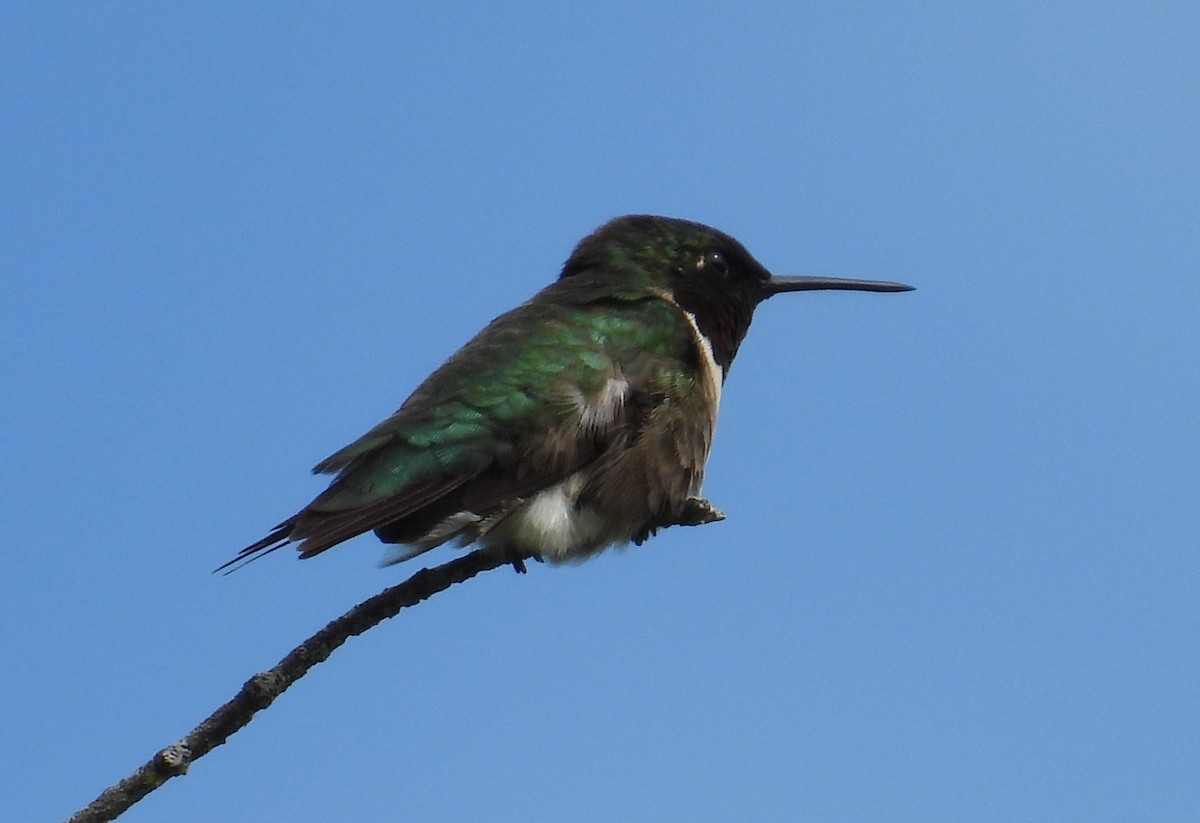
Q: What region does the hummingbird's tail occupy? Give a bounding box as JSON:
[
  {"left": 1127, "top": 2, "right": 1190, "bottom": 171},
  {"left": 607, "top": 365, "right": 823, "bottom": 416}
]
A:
[{"left": 213, "top": 520, "right": 296, "bottom": 574}]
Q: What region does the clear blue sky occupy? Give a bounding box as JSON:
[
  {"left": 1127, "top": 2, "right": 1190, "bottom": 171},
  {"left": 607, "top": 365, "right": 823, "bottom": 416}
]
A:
[{"left": 4, "top": 3, "right": 1198, "bottom": 821}]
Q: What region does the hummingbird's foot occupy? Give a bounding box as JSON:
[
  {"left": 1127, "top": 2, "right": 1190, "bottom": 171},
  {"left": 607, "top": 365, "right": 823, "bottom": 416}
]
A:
[
  {"left": 506, "top": 549, "right": 543, "bottom": 574},
  {"left": 676, "top": 497, "right": 726, "bottom": 527},
  {"left": 632, "top": 498, "right": 726, "bottom": 545}
]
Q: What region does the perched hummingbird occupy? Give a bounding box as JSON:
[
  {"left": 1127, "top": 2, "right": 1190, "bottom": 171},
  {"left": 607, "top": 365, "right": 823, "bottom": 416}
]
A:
[{"left": 221, "top": 215, "right": 911, "bottom": 573}]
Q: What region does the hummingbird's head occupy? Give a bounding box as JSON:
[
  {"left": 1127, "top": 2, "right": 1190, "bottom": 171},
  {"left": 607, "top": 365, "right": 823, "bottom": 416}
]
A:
[{"left": 560, "top": 215, "right": 912, "bottom": 371}]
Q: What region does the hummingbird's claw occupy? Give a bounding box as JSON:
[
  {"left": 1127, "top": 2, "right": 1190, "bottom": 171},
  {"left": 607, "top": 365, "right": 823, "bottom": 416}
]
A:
[
  {"left": 506, "top": 549, "right": 543, "bottom": 573},
  {"left": 632, "top": 497, "right": 727, "bottom": 545},
  {"left": 677, "top": 497, "right": 726, "bottom": 526}
]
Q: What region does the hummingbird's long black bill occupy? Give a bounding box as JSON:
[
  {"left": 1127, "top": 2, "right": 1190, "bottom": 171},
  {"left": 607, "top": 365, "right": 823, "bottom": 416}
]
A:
[{"left": 762, "top": 275, "right": 914, "bottom": 298}]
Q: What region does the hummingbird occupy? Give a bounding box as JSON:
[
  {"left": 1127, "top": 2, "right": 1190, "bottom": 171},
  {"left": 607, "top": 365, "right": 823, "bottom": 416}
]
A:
[{"left": 220, "top": 215, "right": 911, "bottom": 574}]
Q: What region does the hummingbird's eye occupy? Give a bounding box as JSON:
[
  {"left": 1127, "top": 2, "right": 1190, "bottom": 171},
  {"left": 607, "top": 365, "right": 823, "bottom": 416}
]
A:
[{"left": 702, "top": 251, "right": 730, "bottom": 277}]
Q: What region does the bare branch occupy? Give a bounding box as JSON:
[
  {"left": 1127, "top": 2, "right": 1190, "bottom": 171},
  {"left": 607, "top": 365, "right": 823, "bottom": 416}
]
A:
[{"left": 67, "top": 546, "right": 529, "bottom": 823}]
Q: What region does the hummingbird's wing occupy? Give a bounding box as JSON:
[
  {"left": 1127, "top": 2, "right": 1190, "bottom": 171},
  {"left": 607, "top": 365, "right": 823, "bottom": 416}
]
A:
[{"left": 222, "top": 288, "right": 697, "bottom": 570}]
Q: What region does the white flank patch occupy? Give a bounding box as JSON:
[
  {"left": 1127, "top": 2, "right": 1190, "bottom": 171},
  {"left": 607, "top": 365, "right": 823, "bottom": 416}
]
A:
[
  {"left": 577, "top": 375, "right": 629, "bottom": 432},
  {"left": 497, "top": 474, "right": 606, "bottom": 559}
]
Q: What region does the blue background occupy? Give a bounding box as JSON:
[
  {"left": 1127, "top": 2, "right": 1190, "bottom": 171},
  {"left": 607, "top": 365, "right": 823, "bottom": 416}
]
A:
[{"left": 4, "top": 3, "right": 1197, "bottom": 821}]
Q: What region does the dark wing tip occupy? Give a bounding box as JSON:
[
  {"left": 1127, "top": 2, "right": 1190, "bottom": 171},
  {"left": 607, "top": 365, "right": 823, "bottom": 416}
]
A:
[{"left": 213, "top": 521, "right": 295, "bottom": 575}]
